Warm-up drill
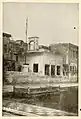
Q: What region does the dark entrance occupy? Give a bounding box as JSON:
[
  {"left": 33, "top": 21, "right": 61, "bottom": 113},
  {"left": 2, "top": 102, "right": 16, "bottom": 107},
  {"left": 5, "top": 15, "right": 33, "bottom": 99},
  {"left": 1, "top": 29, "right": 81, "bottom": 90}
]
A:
[
  {"left": 51, "top": 65, "right": 55, "bottom": 76},
  {"left": 57, "top": 66, "right": 60, "bottom": 75},
  {"left": 45, "top": 64, "right": 49, "bottom": 75},
  {"left": 33, "top": 64, "right": 38, "bottom": 73}
]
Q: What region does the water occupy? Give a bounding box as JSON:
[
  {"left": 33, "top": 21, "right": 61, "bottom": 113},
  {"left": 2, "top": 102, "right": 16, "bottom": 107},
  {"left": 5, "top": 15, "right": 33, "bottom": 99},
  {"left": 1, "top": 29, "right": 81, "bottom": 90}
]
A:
[
  {"left": 3, "top": 86, "right": 78, "bottom": 115},
  {"left": 24, "top": 87, "right": 78, "bottom": 114}
]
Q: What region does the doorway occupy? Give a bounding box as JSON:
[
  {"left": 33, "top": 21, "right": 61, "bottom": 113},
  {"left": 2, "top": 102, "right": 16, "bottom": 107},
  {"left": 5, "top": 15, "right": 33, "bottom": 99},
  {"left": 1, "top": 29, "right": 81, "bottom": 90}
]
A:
[
  {"left": 51, "top": 65, "right": 55, "bottom": 76},
  {"left": 57, "top": 66, "right": 60, "bottom": 75},
  {"left": 33, "top": 64, "right": 38, "bottom": 73},
  {"left": 45, "top": 64, "right": 49, "bottom": 75}
]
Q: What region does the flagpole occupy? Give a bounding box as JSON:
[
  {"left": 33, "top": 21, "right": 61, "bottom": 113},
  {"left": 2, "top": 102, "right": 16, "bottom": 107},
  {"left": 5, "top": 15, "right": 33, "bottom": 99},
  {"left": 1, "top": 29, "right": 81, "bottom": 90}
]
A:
[{"left": 25, "top": 17, "right": 28, "bottom": 64}]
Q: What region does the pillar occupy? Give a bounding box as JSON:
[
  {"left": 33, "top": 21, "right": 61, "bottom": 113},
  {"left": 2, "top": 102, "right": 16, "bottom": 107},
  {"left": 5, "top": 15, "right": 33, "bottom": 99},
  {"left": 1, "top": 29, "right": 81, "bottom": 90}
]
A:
[
  {"left": 68, "top": 65, "right": 71, "bottom": 79},
  {"left": 55, "top": 65, "right": 57, "bottom": 76},
  {"left": 60, "top": 65, "right": 63, "bottom": 76},
  {"left": 49, "top": 65, "right": 51, "bottom": 76}
]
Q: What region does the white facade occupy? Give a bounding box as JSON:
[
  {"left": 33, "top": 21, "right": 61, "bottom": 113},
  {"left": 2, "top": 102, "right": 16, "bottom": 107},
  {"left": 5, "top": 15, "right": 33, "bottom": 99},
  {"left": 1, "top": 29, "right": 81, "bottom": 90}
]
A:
[{"left": 21, "top": 51, "right": 63, "bottom": 76}]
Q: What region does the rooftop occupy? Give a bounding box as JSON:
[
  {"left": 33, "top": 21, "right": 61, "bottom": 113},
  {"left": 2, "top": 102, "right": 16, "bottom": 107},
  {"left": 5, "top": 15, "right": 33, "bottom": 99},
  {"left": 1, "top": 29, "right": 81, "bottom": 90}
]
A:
[
  {"left": 28, "top": 36, "right": 39, "bottom": 39},
  {"left": 39, "top": 45, "right": 49, "bottom": 50},
  {"left": 50, "top": 43, "right": 78, "bottom": 48},
  {"left": 3, "top": 32, "right": 12, "bottom": 37}
]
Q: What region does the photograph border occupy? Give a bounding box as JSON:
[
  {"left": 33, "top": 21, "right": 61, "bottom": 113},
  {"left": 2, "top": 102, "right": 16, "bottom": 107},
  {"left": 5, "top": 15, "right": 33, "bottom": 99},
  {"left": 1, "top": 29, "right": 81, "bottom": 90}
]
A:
[{"left": 0, "top": 0, "right": 81, "bottom": 119}]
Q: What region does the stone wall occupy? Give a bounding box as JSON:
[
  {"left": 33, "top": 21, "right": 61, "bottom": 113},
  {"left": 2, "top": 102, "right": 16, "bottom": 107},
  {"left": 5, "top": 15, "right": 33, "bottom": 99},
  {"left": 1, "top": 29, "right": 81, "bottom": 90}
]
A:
[{"left": 4, "top": 71, "right": 77, "bottom": 85}]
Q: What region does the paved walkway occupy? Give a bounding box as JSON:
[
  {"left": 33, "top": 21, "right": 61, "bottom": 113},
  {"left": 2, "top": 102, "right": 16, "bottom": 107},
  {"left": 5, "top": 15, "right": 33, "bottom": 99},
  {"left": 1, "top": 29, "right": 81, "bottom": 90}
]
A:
[{"left": 3, "top": 101, "right": 77, "bottom": 116}]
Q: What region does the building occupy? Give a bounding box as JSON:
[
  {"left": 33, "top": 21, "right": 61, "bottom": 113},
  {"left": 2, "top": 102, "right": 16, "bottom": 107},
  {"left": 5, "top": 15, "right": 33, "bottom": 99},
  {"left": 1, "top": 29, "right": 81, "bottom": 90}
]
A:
[
  {"left": 3, "top": 32, "right": 78, "bottom": 78},
  {"left": 18, "top": 37, "right": 63, "bottom": 76},
  {"left": 3, "top": 32, "right": 11, "bottom": 59},
  {"left": 19, "top": 50, "right": 63, "bottom": 76},
  {"left": 17, "top": 37, "right": 78, "bottom": 78},
  {"left": 49, "top": 43, "right": 78, "bottom": 77},
  {"left": 3, "top": 33, "right": 25, "bottom": 71},
  {"left": 3, "top": 32, "right": 15, "bottom": 71}
]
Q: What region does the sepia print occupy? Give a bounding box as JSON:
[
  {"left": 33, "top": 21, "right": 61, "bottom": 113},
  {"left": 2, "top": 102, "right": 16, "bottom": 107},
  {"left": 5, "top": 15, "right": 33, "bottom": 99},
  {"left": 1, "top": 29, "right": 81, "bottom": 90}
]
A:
[{"left": 2, "top": 2, "right": 79, "bottom": 116}]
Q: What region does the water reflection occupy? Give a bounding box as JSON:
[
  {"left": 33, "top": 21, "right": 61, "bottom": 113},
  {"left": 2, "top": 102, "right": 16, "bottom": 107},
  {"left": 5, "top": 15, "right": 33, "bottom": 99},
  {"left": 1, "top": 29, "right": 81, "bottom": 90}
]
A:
[
  {"left": 3, "top": 87, "right": 78, "bottom": 114},
  {"left": 27, "top": 87, "right": 78, "bottom": 114}
]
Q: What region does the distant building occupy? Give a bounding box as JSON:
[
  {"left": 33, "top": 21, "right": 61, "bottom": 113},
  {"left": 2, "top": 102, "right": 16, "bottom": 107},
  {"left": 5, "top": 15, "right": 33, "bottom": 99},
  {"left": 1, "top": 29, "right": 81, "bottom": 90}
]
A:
[
  {"left": 3, "top": 32, "right": 24, "bottom": 71},
  {"left": 3, "top": 32, "right": 11, "bottom": 58},
  {"left": 15, "top": 40, "right": 24, "bottom": 46},
  {"left": 49, "top": 43, "right": 78, "bottom": 77},
  {"left": 3, "top": 32, "right": 12, "bottom": 38},
  {"left": 3, "top": 32, "right": 15, "bottom": 71}
]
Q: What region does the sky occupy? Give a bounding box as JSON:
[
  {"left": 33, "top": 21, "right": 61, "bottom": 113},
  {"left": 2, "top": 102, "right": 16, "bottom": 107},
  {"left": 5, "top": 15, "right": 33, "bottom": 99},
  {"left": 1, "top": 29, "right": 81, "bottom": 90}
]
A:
[{"left": 3, "top": 3, "right": 79, "bottom": 46}]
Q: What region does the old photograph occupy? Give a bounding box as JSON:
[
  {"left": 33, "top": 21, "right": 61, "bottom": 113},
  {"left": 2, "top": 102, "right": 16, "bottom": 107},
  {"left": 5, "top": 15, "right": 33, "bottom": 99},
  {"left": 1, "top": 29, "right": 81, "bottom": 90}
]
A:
[{"left": 2, "top": 2, "right": 79, "bottom": 116}]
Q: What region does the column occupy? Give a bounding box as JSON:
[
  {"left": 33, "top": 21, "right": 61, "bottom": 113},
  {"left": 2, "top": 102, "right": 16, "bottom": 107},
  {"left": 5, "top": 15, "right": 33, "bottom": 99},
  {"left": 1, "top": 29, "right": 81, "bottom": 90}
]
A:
[
  {"left": 55, "top": 65, "right": 57, "bottom": 76},
  {"left": 60, "top": 65, "right": 63, "bottom": 76},
  {"left": 68, "top": 65, "right": 71, "bottom": 79},
  {"left": 49, "top": 65, "right": 51, "bottom": 76}
]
